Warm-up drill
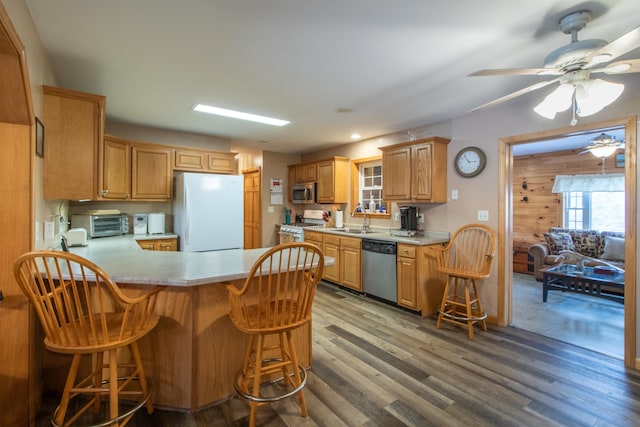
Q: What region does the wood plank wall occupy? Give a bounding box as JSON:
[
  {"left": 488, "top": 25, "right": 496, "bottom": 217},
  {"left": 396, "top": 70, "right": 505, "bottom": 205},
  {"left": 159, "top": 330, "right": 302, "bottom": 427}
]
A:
[{"left": 513, "top": 148, "right": 622, "bottom": 247}]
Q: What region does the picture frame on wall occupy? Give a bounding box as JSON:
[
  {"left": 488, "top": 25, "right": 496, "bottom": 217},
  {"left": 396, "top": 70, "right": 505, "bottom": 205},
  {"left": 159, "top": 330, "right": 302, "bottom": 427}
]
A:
[
  {"left": 616, "top": 153, "right": 624, "bottom": 168},
  {"left": 35, "top": 117, "right": 44, "bottom": 158}
]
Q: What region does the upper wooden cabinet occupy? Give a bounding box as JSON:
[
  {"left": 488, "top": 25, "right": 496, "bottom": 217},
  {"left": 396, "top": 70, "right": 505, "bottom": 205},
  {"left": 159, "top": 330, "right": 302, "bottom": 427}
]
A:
[
  {"left": 100, "top": 136, "right": 172, "bottom": 201},
  {"left": 43, "top": 86, "right": 106, "bottom": 200},
  {"left": 131, "top": 143, "right": 172, "bottom": 200},
  {"left": 294, "top": 162, "right": 317, "bottom": 183},
  {"left": 316, "top": 157, "right": 349, "bottom": 204},
  {"left": 174, "top": 148, "right": 237, "bottom": 174},
  {"left": 379, "top": 137, "right": 450, "bottom": 203},
  {"left": 99, "top": 135, "right": 130, "bottom": 199}
]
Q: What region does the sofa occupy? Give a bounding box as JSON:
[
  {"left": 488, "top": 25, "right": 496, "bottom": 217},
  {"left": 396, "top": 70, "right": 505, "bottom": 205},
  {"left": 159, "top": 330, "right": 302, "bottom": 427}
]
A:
[{"left": 528, "top": 227, "right": 625, "bottom": 281}]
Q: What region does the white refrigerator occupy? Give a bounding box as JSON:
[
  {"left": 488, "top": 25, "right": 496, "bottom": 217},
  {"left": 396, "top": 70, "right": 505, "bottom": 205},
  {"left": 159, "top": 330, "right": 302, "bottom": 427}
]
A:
[{"left": 174, "top": 173, "right": 244, "bottom": 252}]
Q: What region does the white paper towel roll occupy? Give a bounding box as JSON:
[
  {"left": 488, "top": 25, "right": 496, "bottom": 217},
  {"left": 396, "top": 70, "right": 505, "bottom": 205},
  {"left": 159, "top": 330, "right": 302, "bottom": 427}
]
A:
[{"left": 335, "top": 210, "right": 343, "bottom": 228}]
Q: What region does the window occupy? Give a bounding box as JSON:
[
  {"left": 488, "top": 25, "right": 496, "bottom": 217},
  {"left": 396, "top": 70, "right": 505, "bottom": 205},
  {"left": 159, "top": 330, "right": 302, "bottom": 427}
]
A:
[
  {"left": 350, "top": 156, "right": 390, "bottom": 218},
  {"left": 359, "top": 161, "right": 384, "bottom": 212},
  {"left": 563, "top": 191, "right": 624, "bottom": 231}
]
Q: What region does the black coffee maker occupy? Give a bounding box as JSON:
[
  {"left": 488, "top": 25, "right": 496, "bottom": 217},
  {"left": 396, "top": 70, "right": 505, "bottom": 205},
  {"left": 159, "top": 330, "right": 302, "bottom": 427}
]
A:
[{"left": 399, "top": 206, "right": 418, "bottom": 231}]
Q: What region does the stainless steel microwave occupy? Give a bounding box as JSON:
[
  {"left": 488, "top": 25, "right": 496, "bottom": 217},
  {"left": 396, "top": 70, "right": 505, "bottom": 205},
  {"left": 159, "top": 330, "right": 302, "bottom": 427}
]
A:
[
  {"left": 70, "top": 214, "right": 129, "bottom": 238},
  {"left": 292, "top": 182, "right": 316, "bottom": 204}
]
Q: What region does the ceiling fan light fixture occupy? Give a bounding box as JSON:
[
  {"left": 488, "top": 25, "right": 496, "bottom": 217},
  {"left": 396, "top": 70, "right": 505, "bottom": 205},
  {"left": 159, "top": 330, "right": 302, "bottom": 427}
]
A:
[
  {"left": 533, "top": 83, "right": 574, "bottom": 119},
  {"left": 575, "top": 79, "right": 624, "bottom": 117},
  {"left": 588, "top": 145, "right": 618, "bottom": 158}
]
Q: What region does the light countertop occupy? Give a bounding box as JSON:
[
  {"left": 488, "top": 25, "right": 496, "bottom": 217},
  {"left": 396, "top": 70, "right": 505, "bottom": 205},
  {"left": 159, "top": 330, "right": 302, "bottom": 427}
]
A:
[
  {"left": 69, "top": 235, "right": 323, "bottom": 287},
  {"left": 305, "top": 226, "right": 450, "bottom": 246}
]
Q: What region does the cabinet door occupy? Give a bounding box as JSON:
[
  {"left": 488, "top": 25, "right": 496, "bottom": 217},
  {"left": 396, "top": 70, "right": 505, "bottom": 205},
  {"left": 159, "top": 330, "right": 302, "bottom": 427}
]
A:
[
  {"left": 303, "top": 230, "right": 323, "bottom": 249},
  {"left": 137, "top": 241, "right": 156, "bottom": 251},
  {"left": 316, "top": 160, "right": 335, "bottom": 203},
  {"left": 322, "top": 239, "right": 340, "bottom": 283},
  {"left": 175, "top": 150, "right": 205, "bottom": 171},
  {"left": 131, "top": 145, "right": 172, "bottom": 200},
  {"left": 43, "top": 86, "right": 105, "bottom": 200},
  {"left": 381, "top": 146, "right": 411, "bottom": 201},
  {"left": 411, "top": 143, "right": 432, "bottom": 201},
  {"left": 100, "top": 136, "right": 130, "bottom": 199},
  {"left": 294, "top": 164, "right": 307, "bottom": 183},
  {"left": 157, "top": 239, "right": 178, "bottom": 251},
  {"left": 340, "top": 245, "right": 361, "bottom": 291},
  {"left": 397, "top": 256, "right": 417, "bottom": 309},
  {"left": 302, "top": 163, "right": 317, "bottom": 181},
  {"left": 208, "top": 152, "right": 236, "bottom": 174}
]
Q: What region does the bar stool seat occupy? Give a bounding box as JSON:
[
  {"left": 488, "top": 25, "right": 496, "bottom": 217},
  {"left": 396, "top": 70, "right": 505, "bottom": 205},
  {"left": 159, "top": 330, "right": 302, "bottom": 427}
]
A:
[
  {"left": 227, "top": 242, "right": 324, "bottom": 427},
  {"left": 14, "top": 251, "right": 163, "bottom": 427},
  {"left": 435, "top": 224, "right": 496, "bottom": 340}
]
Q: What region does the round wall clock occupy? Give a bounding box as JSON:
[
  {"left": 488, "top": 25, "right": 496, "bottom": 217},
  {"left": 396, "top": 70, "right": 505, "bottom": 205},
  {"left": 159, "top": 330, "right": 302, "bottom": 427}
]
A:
[{"left": 454, "top": 146, "right": 487, "bottom": 178}]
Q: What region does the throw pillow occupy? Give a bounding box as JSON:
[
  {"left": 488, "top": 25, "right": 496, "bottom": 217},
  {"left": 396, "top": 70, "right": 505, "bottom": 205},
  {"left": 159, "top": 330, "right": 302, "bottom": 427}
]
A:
[
  {"left": 601, "top": 236, "right": 625, "bottom": 262},
  {"left": 543, "top": 232, "right": 575, "bottom": 255}
]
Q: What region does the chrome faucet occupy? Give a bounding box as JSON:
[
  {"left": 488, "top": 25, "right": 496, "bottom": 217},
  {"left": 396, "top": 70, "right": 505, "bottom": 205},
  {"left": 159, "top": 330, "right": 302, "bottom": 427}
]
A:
[{"left": 352, "top": 203, "right": 370, "bottom": 233}]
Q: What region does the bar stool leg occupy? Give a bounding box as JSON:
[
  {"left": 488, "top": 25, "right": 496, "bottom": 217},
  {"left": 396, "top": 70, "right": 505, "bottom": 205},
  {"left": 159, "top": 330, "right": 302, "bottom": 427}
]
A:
[
  {"left": 131, "top": 341, "right": 154, "bottom": 414},
  {"left": 436, "top": 277, "right": 451, "bottom": 329},
  {"left": 471, "top": 279, "right": 488, "bottom": 331},
  {"left": 109, "top": 348, "right": 119, "bottom": 424},
  {"left": 93, "top": 352, "right": 104, "bottom": 414},
  {"left": 55, "top": 354, "right": 81, "bottom": 426},
  {"left": 248, "top": 335, "right": 265, "bottom": 427},
  {"left": 464, "top": 280, "right": 474, "bottom": 340},
  {"left": 285, "top": 330, "right": 307, "bottom": 416}
]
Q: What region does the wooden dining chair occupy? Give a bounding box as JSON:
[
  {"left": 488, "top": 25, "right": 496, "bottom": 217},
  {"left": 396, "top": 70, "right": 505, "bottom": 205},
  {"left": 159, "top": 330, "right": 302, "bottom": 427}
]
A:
[
  {"left": 435, "top": 224, "right": 496, "bottom": 339},
  {"left": 13, "top": 250, "right": 163, "bottom": 427},
  {"left": 227, "top": 242, "right": 324, "bottom": 427}
]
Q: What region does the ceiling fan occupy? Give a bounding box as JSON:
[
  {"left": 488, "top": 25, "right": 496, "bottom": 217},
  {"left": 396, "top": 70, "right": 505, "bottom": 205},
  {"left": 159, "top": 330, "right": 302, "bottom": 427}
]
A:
[
  {"left": 469, "top": 10, "right": 640, "bottom": 124},
  {"left": 579, "top": 132, "right": 625, "bottom": 157}
]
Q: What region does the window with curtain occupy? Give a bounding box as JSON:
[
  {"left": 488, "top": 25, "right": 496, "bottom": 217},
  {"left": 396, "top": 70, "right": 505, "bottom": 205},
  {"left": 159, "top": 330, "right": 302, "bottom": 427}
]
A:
[
  {"left": 563, "top": 191, "right": 625, "bottom": 231},
  {"left": 553, "top": 173, "right": 625, "bottom": 232}
]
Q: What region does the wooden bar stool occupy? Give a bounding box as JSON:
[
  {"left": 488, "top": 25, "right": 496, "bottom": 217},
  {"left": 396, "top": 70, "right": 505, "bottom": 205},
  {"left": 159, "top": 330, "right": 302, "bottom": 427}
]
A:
[
  {"left": 227, "top": 242, "right": 324, "bottom": 427},
  {"left": 14, "top": 251, "right": 163, "bottom": 427},
  {"left": 435, "top": 224, "right": 496, "bottom": 339}
]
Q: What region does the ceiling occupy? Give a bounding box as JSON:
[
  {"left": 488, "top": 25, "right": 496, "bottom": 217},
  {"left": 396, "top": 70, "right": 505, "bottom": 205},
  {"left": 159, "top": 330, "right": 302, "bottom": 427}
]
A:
[{"left": 25, "top": 0, "right": 640, "bottom": 154}]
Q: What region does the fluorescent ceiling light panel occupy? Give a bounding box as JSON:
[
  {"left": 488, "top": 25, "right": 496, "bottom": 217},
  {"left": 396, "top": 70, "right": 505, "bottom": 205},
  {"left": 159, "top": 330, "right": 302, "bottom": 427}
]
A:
[{"left": 193, "top": 104, "right": 290, "bottom": 126}]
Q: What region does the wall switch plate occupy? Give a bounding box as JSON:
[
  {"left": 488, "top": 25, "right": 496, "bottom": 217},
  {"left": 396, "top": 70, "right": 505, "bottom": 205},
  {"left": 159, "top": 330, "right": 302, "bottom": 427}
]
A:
[
  {"left": 44, "top": 221, "right": 55, "bottom": 240},
  {"left": 418, "top": 213, "right": 424, "bottom": 223},
  {"left": 477, "top": 210, "right": 489, "bottom": 222},
  {"left": 395, "top": 212, "right": 400, "bottom": 221},
  {"left": 451, "top": 189, "right": 458, "bottom": 200},
  {"left": 268, "top": 206, "right": 274, "bottom": 213}
]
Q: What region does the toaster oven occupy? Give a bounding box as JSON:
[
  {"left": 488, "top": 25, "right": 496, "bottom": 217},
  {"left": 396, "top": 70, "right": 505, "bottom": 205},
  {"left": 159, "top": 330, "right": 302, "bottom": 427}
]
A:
[{"left": 70, "top": 213, "right": 129, "bottom": 238}]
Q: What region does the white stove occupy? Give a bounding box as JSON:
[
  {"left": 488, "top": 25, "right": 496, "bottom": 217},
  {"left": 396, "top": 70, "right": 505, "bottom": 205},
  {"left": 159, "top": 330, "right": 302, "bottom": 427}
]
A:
[{"left": 279, "top": 210, "right": 326, "bottom": 242}]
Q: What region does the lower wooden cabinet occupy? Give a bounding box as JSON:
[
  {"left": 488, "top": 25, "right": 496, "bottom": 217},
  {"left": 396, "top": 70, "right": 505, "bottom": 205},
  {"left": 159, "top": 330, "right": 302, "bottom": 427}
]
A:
[
  {"left": 397, "top": 244, "right": 418, "bottom": 309},
  {"left": 315, "top": 233, "right": 361, "bottom": 291},
  {"left": 303, "top": 230, "right": 323, "bottom": 249},
  {"left": 136, "top": 237, "right": 178, "bottom": 251},
  {"left": 339, "top": 236, "right": 361, "bottom": 291}
]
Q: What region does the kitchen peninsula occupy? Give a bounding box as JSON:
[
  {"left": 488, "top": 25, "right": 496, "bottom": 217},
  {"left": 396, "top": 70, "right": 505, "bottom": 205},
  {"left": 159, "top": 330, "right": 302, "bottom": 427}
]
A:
[{"left": 66, "top": 236, "right": 325, "bottom": 411}]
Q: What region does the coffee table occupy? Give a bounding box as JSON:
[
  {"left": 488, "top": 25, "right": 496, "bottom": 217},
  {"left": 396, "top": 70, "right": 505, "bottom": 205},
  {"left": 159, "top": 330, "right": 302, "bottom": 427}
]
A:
[{"left": 540, "top": 264, "right": 625, "bottom": 304}]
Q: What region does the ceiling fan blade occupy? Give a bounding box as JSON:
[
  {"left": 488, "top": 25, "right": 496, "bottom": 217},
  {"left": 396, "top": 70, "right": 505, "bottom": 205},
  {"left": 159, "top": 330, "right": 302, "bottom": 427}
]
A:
[
  {"left": 584, "top": 26, "right": 640, "bottom": 67},
  {"left": 469, "top": 68, "right": 562, "bottom": 77},
  {"left": 469, "top": 78, "right": 561, "bottom": 112},
  {"left": 594, "top": 58, "right": 640, "bottom": 74}
]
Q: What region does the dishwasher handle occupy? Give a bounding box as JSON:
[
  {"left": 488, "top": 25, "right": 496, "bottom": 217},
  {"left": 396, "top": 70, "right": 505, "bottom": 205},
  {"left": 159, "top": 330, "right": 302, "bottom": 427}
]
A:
[{"left": 361, "top": 239, "right": 397, "bottom": 255}]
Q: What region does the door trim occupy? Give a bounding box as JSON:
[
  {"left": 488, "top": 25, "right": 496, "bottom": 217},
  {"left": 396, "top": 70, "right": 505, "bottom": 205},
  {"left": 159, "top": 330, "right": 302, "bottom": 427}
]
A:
[{"left": 498, "top": 115, "right": 637, "bottom": 369}]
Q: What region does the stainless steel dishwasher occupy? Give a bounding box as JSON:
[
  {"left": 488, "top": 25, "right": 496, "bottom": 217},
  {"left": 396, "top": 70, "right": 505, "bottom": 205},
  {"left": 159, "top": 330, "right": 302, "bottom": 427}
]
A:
[{"left": 362, "top": 239, "right": 397, "bottom": 303}]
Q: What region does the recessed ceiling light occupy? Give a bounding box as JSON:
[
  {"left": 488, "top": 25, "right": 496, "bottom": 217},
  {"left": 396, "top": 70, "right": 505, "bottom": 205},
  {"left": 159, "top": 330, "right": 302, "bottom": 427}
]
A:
[
  {"left": 193, "top": 104, "right": 290, "bottom": 126},
  {"left": 351, "top": 133, "right": 361, "bottom": 140},
  {"left": 335, "top": 107, "right": 354, "bottom": 113}
]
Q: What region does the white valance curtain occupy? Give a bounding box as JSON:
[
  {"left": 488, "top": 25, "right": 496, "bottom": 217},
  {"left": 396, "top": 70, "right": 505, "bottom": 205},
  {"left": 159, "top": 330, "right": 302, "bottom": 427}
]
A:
[{"left": 551, "top": 173, "right": 625, "bottom": 193}]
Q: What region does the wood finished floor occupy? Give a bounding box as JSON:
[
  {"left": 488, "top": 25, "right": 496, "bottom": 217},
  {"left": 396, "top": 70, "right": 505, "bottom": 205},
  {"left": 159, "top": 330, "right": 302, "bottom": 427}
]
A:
[
  {"left": 512, "top": 272, "right": 625, "bottom": 359},
  {"left": 37, "top": 281, "right": 640, "bottom": 426}
]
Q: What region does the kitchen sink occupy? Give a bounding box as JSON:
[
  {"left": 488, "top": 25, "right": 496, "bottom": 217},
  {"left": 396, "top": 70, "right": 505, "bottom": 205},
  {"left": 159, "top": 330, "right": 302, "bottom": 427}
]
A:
[{"left": 334, "top": 228, "right": 375, "bottom": 234}]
